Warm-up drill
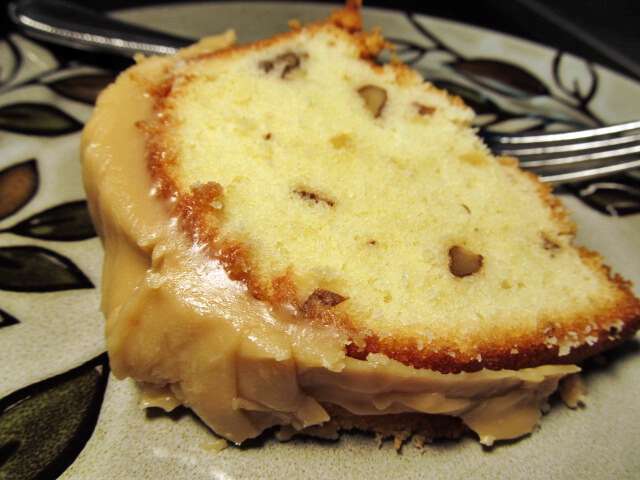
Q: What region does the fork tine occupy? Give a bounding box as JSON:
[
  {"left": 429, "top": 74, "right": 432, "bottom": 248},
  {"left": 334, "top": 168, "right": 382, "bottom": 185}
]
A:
[
  {"left": 536, "top": 157, "right": 640, "bottom": 184},
  {"left": 483, "top": 120, "right": 640, "bottom": 183},
  {"left": 496, "top": 133, "right": 640, "bottom": 157},
  {"left": 519, "top": 144, "right": 640, "bottom": 168},
  {"left": 484, "top": 119, "right": 640, "bottom": 145}
]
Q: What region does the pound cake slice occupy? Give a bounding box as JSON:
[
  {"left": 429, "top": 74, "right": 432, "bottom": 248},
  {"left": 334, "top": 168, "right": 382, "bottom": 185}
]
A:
[{"left": 82, "top": 0, "right": 640, "bottom": 447}]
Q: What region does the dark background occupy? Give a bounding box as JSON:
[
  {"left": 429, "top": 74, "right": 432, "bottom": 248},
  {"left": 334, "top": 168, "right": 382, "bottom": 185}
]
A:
[{"left": 2, "top": 0, "right": 639, "bottom": 79}]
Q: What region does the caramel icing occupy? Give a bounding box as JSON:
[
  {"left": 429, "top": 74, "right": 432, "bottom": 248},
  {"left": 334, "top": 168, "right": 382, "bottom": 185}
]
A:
[{"left": 81, "top": 53, "right": 579, "bottom": 447}]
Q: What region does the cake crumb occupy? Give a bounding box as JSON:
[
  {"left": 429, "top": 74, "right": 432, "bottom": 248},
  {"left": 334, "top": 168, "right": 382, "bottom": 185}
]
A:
[
  {"left": 288, "top": 18, "right": 302, "bottom": 30},
  {"left": 412, "top": 434, "right": 427, "bottom": 450},
  {"left": 585, "top": 335, "right": 598, "bottom": 346},
  {"left": 558, "top": 344, "right": 571, "bottom": 356},
  {"left": 393, "top": 430, "right": 411, "bottom": 452},
  {"left": 201, "top": 438, "right": 229, "bottom": 453},
  {"left": 560, "top": 374, "right": 587, "bottom": 408},
  {"left": 479, "top": 435, "right": 495, "bottom": 447}
]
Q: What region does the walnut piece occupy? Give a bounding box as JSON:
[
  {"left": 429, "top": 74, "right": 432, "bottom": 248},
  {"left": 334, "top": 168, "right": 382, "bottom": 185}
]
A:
[
  {"left": 302, "top": 289, "right": 347, "bottom": 316},
  {"left": 277, "top": 52, "right": 300, "bottom": 78},
  {"left": 358, "top": 85, "right": 387, "bottom": 118},
  {"left": 294, "top": 188, "right": 335, "bottom": 207},
  {"left": 449, "top": 246, "right": 483, "bottom": 277},
  {"left": 258, "top": 51, "right": 302, "bottom": 78},
  {"left": 258, "top": 60, "right": 274, "bottom": 73},
  {"left": 414, "top": 102, "right": 436, "bottom": 116},
  {"left": 541, "top": 232, "right": 560, "bottom": 251}
]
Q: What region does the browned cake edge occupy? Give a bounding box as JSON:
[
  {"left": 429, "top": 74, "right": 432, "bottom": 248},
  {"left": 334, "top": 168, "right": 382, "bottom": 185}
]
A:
[{"left": 137, "top": 1, "right": 640, "bottom": 374}]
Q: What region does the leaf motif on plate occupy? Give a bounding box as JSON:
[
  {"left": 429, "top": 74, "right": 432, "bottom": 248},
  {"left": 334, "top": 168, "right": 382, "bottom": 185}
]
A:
[
  {"left": 0, "top": 308, "right": 19, "bottom": 328},
  {"left": 430, "top": 80, "right": 502, "bottom": 115},
  {"left": 0, "top": 37, "right": 20, "bottom": 87},
  {"left": 449, "top": 59, "right": 549, "bottom": 98},
  {"left": 0, "top": 246, "right": 93, "bottom": 292},
  {"left": 571, "top": 178, "right": 640, "bottom": 216},
  {"left": 0, "top": 159, "right": 39, "bottom": 221},
  {"left": 552, "top": 51, "right": 598, "bottom": 106},
  {"left": 0, "top": 103, "right": 82, "bottom": 136},
  {"left": 5, "top": 200, "right": 96, "bottom": 241},
  {"left": 485, "top": 116, "right": 545, "bottom": 134},
  {"left": 6, "top": 34, "right": 58, "bottom": 89},
  {"left": 0, "top": 354, "right": 108, "bottom": 480},
  {"left": 48, "top": 73, "right": 115, "bottom": 105},
  {"left": 386, "top": 37, "right": 426, "bottom": 65}
]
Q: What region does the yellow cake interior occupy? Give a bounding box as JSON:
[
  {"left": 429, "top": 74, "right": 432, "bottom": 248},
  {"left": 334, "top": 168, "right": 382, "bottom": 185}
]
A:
[{"left": 163, "top": 27, "right": 621, "bottom": 352}]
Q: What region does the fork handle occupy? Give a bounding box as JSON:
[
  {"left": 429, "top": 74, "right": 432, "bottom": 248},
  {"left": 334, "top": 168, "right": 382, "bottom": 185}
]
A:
[{"left": 8, "top": 0, "right": 192, "bottom": 57}]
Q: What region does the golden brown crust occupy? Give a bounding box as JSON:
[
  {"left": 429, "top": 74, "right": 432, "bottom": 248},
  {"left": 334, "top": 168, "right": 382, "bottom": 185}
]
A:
[
  {"left": 346, "top": 296, "right": 640, "bottom": 374},
  {"left": 140, "top": 2, "right": 640, "bottom": 374},
  {"left": 329, "top": 0, "right": 363, "bottom": 32}
]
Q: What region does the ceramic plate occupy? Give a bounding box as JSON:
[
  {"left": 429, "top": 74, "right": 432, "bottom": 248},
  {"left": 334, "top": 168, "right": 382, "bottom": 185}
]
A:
[{"left": 1, "top": 2, "right": 639, "bottom": 479}]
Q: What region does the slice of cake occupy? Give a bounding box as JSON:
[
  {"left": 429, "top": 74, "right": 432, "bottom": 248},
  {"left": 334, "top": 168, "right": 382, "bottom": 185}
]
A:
[{"left": 82, "top": 0, "right": 640, "bottom": 447}]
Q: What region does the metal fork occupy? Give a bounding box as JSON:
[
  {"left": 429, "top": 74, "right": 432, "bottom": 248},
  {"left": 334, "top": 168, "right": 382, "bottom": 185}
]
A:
[{"left": 482, "top": 120, "right": 640, "bottom": 183}]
